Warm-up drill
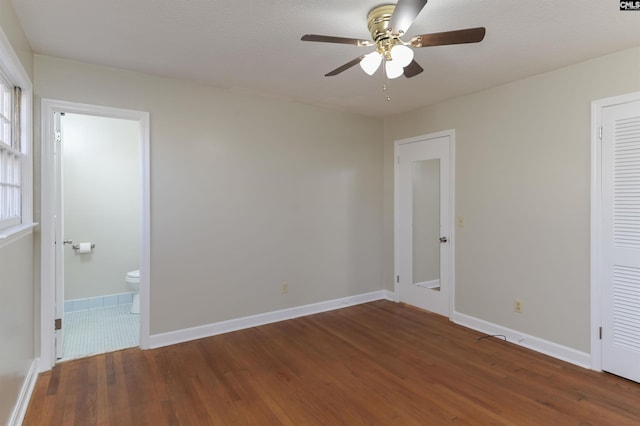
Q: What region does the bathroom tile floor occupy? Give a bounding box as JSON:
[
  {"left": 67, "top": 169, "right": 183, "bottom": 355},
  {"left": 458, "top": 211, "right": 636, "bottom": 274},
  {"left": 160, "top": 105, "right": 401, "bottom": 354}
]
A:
[{"left": 59, "top": 303, "right": 140, "bottom": 362}]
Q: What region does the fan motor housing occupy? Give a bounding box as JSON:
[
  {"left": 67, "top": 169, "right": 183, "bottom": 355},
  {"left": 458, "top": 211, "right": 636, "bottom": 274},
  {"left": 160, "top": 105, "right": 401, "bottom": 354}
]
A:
[
  {"left": 367, "top": 4, "right": 400, "bottom": 59},
  {"left": 367, "top": 4, "right": 395, "bottom": 42}
]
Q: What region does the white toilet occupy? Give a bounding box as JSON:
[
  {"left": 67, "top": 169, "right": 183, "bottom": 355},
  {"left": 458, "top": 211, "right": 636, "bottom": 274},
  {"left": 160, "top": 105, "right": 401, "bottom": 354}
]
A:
[{"left": 126, "top": 269, "right": 140, "bottom": 314}]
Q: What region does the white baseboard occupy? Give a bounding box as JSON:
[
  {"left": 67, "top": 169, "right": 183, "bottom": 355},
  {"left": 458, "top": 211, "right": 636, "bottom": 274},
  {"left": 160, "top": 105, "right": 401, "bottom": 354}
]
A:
[
  {"left": 8, "top": 358, "right": 39, "bottom": 426},
  {"left": 382, "top": 289, "right": 395, "bottom": 301},
  {"left": 150, "top": 291, "right": 590, "bottom": 370},
  {"left": 452, "top": 311, "right": 591, "bottom": 369},
  {"left": 149, "top": 290, "right": 389, "bottom": 349}
]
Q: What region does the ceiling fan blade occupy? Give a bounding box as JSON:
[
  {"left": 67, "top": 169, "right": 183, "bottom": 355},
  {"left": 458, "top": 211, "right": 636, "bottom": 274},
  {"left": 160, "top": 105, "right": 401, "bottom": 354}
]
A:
[
  {"left": 301, "top": 34, "right": 370, "bottom": 46},
  {"left": 403, "top": 60, "right": 424, "bottom": 78},
  {"left": 325, "top": 56, "right": 365, "bottom": 77},
  {"left": 389, "top": 0, "right": 429, "bottom": 35},
  {"left": 410, "top": 27, "right": 486, "bottom": 47}
]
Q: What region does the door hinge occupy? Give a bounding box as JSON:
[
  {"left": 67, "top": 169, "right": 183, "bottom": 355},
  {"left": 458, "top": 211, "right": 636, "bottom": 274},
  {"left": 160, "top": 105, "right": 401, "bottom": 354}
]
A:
[
  {"left": 599, "top": 326, "right": 602, "bottom": 340},
  {"left": 55, "top": 318, "right": 62, "bottom": 331},
  {"left": 55, "top": 131, "right": 61, "bottom": 143},
  {"left": 599, "top": 126, "right": 602, "bottom": 140},
  {"left": 397, "top": 156, "right": 400, "bottom": 164},
  {"left": 396, "top": 275, "right": 399, "bottom": 283}
]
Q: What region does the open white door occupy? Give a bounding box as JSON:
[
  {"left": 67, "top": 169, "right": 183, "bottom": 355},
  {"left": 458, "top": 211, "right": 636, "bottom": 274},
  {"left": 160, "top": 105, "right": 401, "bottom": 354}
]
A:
[
  {"left": 396, "top": 131, "right": 454, "bottom": 316},
  {"left": 601, "top": 99, "right": 640, "bottom": 382},
  {"left": 53, "top": 111, "right": 64, "bottom": 359}
]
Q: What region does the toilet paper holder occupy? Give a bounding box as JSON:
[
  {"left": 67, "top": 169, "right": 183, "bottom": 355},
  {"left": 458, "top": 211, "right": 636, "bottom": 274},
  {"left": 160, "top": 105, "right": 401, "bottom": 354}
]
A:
[{"left": 71, "top": 243, "right": 95, "bottom": 250}]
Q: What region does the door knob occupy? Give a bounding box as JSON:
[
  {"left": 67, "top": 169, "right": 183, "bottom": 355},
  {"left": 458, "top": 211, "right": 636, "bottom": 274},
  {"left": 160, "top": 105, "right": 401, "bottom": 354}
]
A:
[{"left": 440, "top": 237, "right": 448, "bottom": 243}]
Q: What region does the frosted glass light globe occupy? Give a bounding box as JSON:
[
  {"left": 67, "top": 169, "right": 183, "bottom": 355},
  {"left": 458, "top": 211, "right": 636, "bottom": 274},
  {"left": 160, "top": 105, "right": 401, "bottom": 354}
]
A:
[
  {"left": 360, "top": 51, "right": 382, "bottom": 75},
  {"left": 390, "top": 44, "right": 414, "bottom": 67},
  {"left": 385, "top": 60, "right": 404, "bottom": 79}
]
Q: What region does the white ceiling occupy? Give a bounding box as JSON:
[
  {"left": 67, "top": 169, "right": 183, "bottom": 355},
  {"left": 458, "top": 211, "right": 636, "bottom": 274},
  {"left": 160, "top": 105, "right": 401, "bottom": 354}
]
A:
[{"left": 10, "top": 0, "right": 640, "bottom": 117}]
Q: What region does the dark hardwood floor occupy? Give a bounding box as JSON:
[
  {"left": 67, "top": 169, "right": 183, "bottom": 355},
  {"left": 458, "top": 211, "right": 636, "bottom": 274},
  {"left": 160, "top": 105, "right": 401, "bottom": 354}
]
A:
[{"left": 24, "top": 300, "right": 640, "bottom": 425}]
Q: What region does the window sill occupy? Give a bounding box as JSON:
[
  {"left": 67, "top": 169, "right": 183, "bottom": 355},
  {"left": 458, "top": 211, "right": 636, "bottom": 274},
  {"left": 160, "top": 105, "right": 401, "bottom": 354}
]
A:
[{"left": 0, "top": 222, "right": 38, "bottom": 247}]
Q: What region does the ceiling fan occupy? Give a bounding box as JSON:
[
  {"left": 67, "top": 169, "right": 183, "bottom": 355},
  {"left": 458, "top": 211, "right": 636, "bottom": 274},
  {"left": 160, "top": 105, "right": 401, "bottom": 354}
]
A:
[{"left": 301, "top": 0, "right": 486, "bottom": 79}]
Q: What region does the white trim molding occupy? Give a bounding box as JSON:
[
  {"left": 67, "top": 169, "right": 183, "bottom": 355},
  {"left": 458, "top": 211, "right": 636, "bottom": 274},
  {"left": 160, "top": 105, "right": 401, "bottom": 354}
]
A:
[
  {"left": 382, "top": 289, "right": 395, "bottom": 301},
  {"left": 150, "top": 290, "right": 389, "bottom": 349},
  {"left": 453, "top": 311, "right": 591, "bottom": 369},
  {"left": 39, "top": 99, "right": 151, "bottom": 371},
  {"left": 0, "top": 222, "right": 37, "bottom": 248}
]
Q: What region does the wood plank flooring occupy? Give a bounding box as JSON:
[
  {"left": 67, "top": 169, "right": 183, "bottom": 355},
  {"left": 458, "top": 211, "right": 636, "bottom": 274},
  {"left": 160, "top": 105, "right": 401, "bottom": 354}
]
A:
[{"left": 24, "top": 300, "right": 640, "bottom": 425}]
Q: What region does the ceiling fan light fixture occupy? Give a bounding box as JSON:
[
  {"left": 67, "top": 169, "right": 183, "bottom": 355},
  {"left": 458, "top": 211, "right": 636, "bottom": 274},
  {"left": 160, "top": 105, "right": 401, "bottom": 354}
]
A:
[
  {"left": 385, "top": 59, "right": 404, "bottom": 79},
  {"left": 301, "top": 1, "right": 486, "bottom": 80},
  {"left": 360, "top": 51, "right": 382, "bottom": 75},
  {"left": 390, "top": 44, "right": 414, "bottom": 67}
]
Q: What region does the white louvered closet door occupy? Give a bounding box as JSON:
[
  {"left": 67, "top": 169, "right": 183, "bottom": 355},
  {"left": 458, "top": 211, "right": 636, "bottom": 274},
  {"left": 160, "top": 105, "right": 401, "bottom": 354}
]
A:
[{"left": 601, "top": 100, "right": 640, "bottom": 382}]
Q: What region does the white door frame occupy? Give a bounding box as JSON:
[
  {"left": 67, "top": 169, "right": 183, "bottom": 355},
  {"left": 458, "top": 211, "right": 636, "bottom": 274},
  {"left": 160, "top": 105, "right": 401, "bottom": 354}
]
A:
[
  {"left": 39, "top": 99, "right": 151, "bottom": 371},
  {"left": 394, "top": 129, "right": 456, "bottom": 317},
  {"left": 590, "top": 90, "right": 640, "bottom": 371}
]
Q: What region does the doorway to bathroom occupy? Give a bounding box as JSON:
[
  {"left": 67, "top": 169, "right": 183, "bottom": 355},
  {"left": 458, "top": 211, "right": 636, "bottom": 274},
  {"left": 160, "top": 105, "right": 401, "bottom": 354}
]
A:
[
  {"left": 58, "top": 112, "right": 140, "bottom": 361},
  {"left": 40, "top": 100, "right": 150, "bottom": 370}
]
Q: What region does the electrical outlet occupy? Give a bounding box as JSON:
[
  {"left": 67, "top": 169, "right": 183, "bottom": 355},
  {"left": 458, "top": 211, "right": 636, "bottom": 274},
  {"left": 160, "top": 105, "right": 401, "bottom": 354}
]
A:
[
  {"left": 514, "top": 299, "right": 523, "bottom": 313},
  {"left": 281, "top": 282, "right": 289, "bottom": 294},
  {"left": 456, "top": 216, "right": 465, "bottom": 228}
]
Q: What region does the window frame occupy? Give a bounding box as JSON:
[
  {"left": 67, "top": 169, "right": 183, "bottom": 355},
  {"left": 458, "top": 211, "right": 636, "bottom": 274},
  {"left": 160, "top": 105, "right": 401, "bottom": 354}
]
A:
[
  {"left": 0, "top": 27, "right": 34, "bottom": 243},
  {"left": 0, "top": 73, "right": 21, "bottom": 230}
]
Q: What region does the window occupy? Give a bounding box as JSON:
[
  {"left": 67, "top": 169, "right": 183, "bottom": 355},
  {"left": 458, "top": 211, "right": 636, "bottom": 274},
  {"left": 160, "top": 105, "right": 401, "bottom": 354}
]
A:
[
  {"left": 0, "top": 28, "right": 32, "bottom": 239},
  {"left": 0, "top": 72, "right": 21, "bottom": 230}
]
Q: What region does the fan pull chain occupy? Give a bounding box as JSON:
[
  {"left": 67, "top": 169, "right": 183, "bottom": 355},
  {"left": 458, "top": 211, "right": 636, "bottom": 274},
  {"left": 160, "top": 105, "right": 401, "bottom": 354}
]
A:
[{"left": 383, "top": 83, "right": 391, "bottom": 102}]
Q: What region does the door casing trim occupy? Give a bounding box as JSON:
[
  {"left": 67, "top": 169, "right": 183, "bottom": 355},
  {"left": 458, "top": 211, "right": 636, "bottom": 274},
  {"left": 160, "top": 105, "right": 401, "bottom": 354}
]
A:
[
  {"left": 394, "top": 129, "right": 456, "bottom": 318},
  {"left": 39, "top": 99, "right": 151, "bottom": 371}
]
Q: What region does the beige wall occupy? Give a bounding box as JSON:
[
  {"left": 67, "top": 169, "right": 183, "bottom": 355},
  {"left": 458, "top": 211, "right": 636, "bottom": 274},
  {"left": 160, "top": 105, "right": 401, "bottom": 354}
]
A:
[
  {"left": 0, "top": 237, "right": 34, "bottom": 423},
  {"left": 62, "top": 113, "right": 140, "bottom": 300},
  {"left": 34, "top": 55, "right": 384, "bottom": 334},
  {"left": 384, "top": 46, "right": 640, "bottom": 353},
  {"left": 0, "top": 0, "right": 32, "bottom": 79},
  {"left": 0, "top": 0, "right": 34, "bottom": 423}
]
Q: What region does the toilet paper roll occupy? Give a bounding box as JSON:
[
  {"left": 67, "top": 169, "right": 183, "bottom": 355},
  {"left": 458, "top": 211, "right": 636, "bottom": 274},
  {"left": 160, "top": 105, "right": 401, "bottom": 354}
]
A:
[{"left": 78, "top": 242, "right": 92, "bottom": 254}]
